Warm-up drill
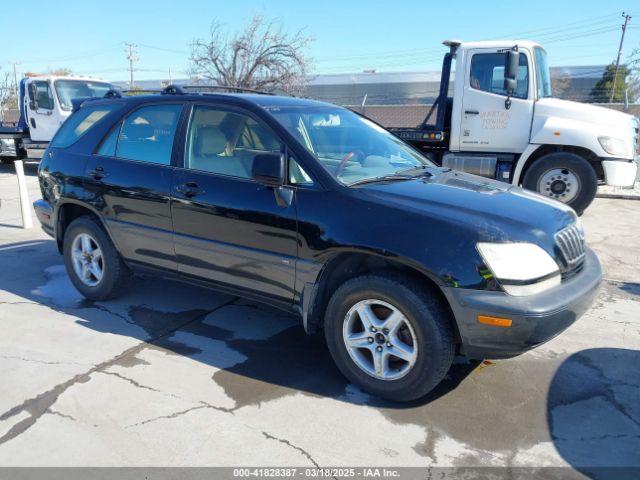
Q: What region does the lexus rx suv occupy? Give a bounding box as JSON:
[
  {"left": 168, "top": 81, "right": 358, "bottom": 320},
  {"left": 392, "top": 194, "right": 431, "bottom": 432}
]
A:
[{"left": 35, "top": 87, "right": 602, "bottom": 401}]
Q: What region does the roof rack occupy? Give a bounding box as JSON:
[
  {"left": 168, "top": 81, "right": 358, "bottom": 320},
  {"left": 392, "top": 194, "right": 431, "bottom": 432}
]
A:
[
  {"left": 180, "top": 85, "right": 276, "bottom": 95},
  {"left": 102, "top": 84, "right": 279, "bottom": 100}
]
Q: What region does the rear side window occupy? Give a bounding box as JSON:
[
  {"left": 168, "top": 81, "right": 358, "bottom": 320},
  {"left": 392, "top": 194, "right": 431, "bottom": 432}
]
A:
[
  {"left": 51, "top": 103, "right": 120, "bottom": 148},
  {"left": 115, "top": 104, "right": 182, "bottom": 165}
]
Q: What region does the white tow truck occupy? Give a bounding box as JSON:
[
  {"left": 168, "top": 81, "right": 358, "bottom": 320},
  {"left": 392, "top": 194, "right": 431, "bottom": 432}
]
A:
[
  {"left": 389, "top": 40, "right": 639, "bottom": 214},
  {"left": 0, "top": 75, "right": 114, "bottom": 161}
]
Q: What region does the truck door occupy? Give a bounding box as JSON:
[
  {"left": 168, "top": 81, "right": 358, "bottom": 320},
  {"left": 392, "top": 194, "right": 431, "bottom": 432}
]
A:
[
  {"left": 26, "top": 80, "right": 62, "bottom": 142},
  {"left": 458, "top": 48, "right": 533, "bottom": 153}
]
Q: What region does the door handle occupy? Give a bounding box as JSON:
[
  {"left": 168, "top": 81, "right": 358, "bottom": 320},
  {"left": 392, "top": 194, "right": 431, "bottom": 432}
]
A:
[
  {"left": 89, "top": 166, "right": 107, "bottom": 180},
  {"left": 176, "top": 182, "right": 205, "bottom": 197},
  {"left": 465, "top": 110, "right": 480, "bottom": 115}
]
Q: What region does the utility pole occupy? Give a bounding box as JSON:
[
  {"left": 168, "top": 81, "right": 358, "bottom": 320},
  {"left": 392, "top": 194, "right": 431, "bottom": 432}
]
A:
[
  {"left": 609, "top": 12, "right": 632, "bottom": 103},
  {"left": 125, "top": 43, "right": 138, "bottom": 89},
  {"left": 9, "top": 61, "right": 19, "bottom": 95}
]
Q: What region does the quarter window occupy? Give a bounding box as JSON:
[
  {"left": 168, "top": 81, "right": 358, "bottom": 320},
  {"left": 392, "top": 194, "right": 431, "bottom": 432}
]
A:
[
  {"left": 470, "top": 52, "right": 529, "bottom": 99},
  {"left": 185, "top": 105, "right": 282, "bottom": 179},
  {"left": 51, "top": 103, "right": 120, "bottom": 148},
  {"left": 115, "top": 104, "right": 182, "bottom": 165}
]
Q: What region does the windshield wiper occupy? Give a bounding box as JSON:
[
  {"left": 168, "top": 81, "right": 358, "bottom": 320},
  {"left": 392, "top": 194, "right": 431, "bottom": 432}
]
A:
[
  {"left": 347, "top": 174, "right": 416, "bottom": 187},
  {"left": 395, "top": 164, "right": 435, "bottom": 176}
]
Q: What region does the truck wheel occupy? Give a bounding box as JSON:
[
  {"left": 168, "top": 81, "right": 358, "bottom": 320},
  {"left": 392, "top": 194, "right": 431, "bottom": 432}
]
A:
[
  {"left": 522, "top": 152, "right": 597, "bottom": 215},
  {"left": 63, "top": 216, "right": 131, "bottom": 301},
  {"left": 324, "top": 273, "right": 454, "bottom": 402}
]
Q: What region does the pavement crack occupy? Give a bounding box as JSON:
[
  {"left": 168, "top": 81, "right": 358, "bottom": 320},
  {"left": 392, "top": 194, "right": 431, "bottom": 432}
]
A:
[
  {"left": 46, "top": 409, "right": 76, "bottom": 421},
  {"left": 0, "top": 355, "right": 89, "bottom": 366},
  {"left": 261, "top": 431, "right": 322, "bottom": 469},
  {"left": 126, "top": 404, "right": 208, "bottom": 428},
  {"left": 99, "top": 371, "right": 163, "bottom": 393},
  {"left": 0, "top": 298, "right": 238, "bottom": 446}
]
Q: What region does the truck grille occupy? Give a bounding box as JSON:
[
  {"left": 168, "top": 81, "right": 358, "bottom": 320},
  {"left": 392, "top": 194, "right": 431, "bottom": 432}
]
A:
[{"left": 555, "top": 224, "right": 586, "bottom": 275}]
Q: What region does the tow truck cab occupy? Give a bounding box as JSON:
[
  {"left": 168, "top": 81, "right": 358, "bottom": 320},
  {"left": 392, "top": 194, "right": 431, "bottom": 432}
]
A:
[
  {"left": 0, "top": 75, "right": 113, "bottom": 159},
  {"left": 389, "top": 40, "right": 638, "bottom": 214}
]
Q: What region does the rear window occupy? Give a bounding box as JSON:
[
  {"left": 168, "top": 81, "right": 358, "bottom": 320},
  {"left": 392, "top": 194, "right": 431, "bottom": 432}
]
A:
[{"left": 51, "top": 103, "right": 120, "bottom": 148}]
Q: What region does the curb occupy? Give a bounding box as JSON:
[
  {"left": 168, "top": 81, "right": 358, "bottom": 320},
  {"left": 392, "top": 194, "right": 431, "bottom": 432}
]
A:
[{"left": 596, "top": 193, "right": 640, "bottom": 200}]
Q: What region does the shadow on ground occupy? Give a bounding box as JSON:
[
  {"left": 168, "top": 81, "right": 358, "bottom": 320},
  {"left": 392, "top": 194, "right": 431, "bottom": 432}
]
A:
[
  {"left": 0, "top": 238, "right": 478, "bottom": 411},
  {"left": 548, "top": 348, "right": 640, "bottom": 479},
  {"left": 0, "top": 160, "right": 39, "bottom": 177}
]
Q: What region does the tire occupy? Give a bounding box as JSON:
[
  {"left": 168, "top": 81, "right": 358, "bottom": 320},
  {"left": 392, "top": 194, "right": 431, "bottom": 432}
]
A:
[
  {"left": 522, "top": 152, "right": 597, "bottom": 215},
  {"left": 63, "top": 215, "right": 131, "bottom": 301},
  {"left": 324, "top": 273, "right": 455, "bottom": 402}
]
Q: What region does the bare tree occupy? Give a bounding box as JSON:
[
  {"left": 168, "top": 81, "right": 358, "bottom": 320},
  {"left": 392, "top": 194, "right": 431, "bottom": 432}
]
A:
[
  {"left": 189, "top": 15, "right": 313, "bottom": 94},
  {"left": 0, "top": 68, "right": 18, "bottom": 113}
]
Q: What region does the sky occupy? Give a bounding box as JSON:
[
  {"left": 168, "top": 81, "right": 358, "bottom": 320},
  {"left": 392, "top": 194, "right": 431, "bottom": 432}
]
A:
[{"left": 2, "top": 0, "right": 639, "bottom": 83}]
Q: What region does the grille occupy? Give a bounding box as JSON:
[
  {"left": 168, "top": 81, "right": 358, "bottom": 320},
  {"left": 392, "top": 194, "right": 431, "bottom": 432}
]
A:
[{"left": 555, "top": 224, "right": 586, "bottom": 269}]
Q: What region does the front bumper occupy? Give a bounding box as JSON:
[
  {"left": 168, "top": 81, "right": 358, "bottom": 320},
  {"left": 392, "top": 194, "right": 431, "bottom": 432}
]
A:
[
  {"left": 602, "top": 158, "right": 637, "bottom": 187},
  {"left": 33, "top": 199, "right": 55, "bottom": 237},
  {"left": 444, "top": 248, "right": 602, "bottom": 359}
]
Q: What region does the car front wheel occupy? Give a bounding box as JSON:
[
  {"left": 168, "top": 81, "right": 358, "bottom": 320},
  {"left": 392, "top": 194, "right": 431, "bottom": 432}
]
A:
[
  {"left": 324, "top": 273, "right": 455, "bottom": 402},
  {"left": 63, "top": 216, "right": 131, "bottom": 300}
]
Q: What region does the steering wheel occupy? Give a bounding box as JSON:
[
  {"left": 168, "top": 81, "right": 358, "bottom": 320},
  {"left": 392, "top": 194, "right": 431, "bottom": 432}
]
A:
[{"left": 336, "top": 151, "right": 364, "bottom": 177}]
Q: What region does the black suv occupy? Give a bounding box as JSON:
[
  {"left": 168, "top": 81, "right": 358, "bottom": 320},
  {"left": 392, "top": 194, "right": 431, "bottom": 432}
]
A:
[{"left": 35, "top": 87, "right": 601, "bottom": 401}]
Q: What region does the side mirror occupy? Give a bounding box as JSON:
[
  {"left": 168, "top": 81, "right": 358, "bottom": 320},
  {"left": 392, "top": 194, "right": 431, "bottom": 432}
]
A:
[
  {"left": 28, "top": 84, "right": 38, "bottom": 110},
  {"left": 251, "top": 153, "right": 285, "bottom": 187},
  {"left": 504, "top": 49, "right": 519, "bottom": 94}
]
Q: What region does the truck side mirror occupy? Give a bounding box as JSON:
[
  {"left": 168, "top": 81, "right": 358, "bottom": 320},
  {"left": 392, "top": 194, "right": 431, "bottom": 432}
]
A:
[
  {"left": 503, "top": 49, "right": 519, "bottom": 94},
  {"left": 28, "top": 84, "right": 38, "bottom": 110},
  {"left": 251, "top": 153, "right": 285, "bottom": 187}
]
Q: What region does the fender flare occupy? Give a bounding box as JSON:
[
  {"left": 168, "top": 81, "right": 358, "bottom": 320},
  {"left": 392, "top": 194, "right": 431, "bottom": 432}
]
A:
[
  {"left": 54, "top": 199, "right": 116, "bottom": 252},
  {"left": 511, "top": 144, "right": 542, "bottom": 185}
]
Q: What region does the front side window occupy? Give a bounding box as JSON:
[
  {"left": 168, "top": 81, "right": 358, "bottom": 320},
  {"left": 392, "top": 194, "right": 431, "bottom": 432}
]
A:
[
  {"left": 185, "top": 105, "right": 282, "bottom": 179},
  {"left": 32, "top": 81, "right": 54, "bottom": 110},
  {"left": 51, "top": 103, "right": 120, "bottom": 148},
  {"left": 54, "top": 80, "right": 113, "bottom": 111},
  {"left": 267, "top": 106, "right": 432, "bottom": 185},
  {"left": 534, "top": 47, "right": 552, "bottom": 98},
  {"left": 116, "top": 104, "right": 182, "bottom": 165},
  {"left": 470, "top": 52, "right": 529, "bottom": 99}
]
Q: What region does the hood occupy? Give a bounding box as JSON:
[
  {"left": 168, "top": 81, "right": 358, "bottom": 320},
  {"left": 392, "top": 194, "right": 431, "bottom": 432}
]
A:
[
  {"left": 535, "top": 97, "right": 634, "bottom": 130},
  {"left": 357, "top": 168, "right": 577, "bottom": 243}
]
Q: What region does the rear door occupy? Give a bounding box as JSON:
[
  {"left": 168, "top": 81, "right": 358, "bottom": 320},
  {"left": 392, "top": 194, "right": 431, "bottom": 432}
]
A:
[
  {"left": 84, "top": 102, "right": 185, "bottom": 271},
  {"left": 459, "top": 48, "right": 534, "bottom": 153},
  {"left": 170, "top": 103, "right": 298, "bottom": 304}
]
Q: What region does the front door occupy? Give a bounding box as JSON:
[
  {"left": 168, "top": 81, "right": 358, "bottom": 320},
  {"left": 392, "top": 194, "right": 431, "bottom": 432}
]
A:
[
  {"left": 27, "top": 80, "right": 63, "bottom": 142},
  {"left": 84, "top": 102, "right": 184, "bottom": 271},
  {"left": 459, "top": 48, "right": 534, "bottom": 153},
  {"left": 171, "top": 103, "right": 298, "bottom": 304}
]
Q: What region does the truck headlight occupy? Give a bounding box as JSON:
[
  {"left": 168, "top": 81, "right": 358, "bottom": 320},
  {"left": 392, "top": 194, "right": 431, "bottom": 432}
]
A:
[
  {"left": 477, "top": 242, "right": 560, "bottom": 296},
  {"left": 598, "top": 136, "right": 628, "bottom": 157}
]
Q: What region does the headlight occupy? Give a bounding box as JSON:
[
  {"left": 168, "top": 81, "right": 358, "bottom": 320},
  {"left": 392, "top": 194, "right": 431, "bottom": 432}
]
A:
[
  {"left": 477, "top": 242, "right": 560, "bottom": 296},
  {"left": 598, "top": 136, "right": 629, "bottom": 157}
]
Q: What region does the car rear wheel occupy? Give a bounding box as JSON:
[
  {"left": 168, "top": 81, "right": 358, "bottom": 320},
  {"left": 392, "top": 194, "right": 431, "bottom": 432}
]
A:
[
  {"left": 324, "top": 273, "right": 455, "bottom": 402},
  {"left": 522, "top": 152, "right": 597, "bottom": 215},
  {"left": 63, "top": 216, "right": 131, "bottom": 300}
]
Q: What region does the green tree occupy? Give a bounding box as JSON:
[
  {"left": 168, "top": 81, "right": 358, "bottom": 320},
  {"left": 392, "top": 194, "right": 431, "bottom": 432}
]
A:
[{"left": 589, "top": 63, "right": 630, "bottom": 103}]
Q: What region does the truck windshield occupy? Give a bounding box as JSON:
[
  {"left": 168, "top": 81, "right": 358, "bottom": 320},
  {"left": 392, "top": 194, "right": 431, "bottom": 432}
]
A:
[
  {"left": 267, "top": 106, "right": 433, "bottom": 185},
  {"left": 534, "top": 47, "right": 553, "bottom": 98},
  {"left": 54, "top": 80, "right": 113, "bottom": 111}
]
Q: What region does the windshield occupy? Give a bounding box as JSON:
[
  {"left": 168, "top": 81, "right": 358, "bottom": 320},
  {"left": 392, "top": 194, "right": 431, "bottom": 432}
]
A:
[
  {"left": 534, "top": 47, "right": 552, "bottom": 98},
  {"left": 54, "top": 80, "right": 113, "bottom": 111},
  {"left": 266, "top": 106, "right": 433, "bottom": 185}
]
